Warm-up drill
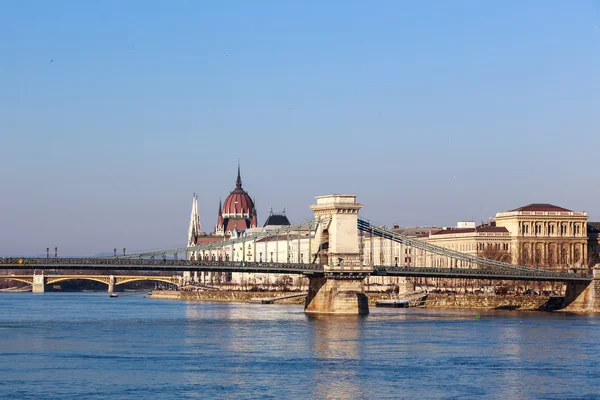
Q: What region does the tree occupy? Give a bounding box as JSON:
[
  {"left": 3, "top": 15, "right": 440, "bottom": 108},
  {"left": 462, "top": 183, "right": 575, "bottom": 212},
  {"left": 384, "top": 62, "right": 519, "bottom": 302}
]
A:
[{"left": 478, "top": 245, "right": 511, "bottom": 263}]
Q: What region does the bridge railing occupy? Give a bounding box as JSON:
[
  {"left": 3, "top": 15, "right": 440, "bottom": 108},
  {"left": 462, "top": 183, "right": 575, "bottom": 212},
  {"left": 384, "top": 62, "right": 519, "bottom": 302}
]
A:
[
  {"left": 374, "top": 265, "right": 590, "bottom": 281},
  {"left": 0, "top": 257, "right": 325, "bottom": 272}
]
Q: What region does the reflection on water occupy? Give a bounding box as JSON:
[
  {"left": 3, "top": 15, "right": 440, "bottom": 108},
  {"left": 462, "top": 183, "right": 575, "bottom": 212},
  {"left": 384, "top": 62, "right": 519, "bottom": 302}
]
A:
[
  {"left": 308, "top": 315, "right": 365, "bottom": 399},
  {"left": 1, "top": 293, "right": 600, "bottom": 399}
]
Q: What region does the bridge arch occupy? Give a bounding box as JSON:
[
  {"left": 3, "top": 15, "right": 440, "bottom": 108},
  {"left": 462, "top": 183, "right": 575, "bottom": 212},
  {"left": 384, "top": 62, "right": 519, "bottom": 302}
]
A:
[
  {"left": 115, "top": 277, "right": 180, "bottom": 286},
  {"left": 46, "top": 277, "right": 110, "bottom": 286},
  {"left": 0, "top": 276, "right": 34, "bottom": 285}
]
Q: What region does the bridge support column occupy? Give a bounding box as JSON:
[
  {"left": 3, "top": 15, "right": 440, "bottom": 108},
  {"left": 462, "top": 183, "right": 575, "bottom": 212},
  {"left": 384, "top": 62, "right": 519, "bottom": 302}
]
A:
[
  {"left": 562, "top": 265, "right": 600, "bottom": 312},
  {"left": 108, "top": 275, "right": 115, "bottom": 293},
  {"left": 32, "top": 273, "right": 46, "bottom": 293},
  {"left": 305, "top": 195, "right": 371, "bottom": 315},
  {"left": 305, "top": 274, "right": 369, "bottom": 315}
]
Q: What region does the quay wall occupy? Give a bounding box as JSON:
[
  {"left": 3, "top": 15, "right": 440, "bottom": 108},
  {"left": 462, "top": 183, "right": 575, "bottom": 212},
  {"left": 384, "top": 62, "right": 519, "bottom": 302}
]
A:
[
  {"left": 422, "top": 294, "right": 551, "bottom": 310},
  {"left": 150, "top": 290, "right": 307, "bottom": 304},
  {"left": 149, "top": 290, "right": 553, "bottom": 310}
]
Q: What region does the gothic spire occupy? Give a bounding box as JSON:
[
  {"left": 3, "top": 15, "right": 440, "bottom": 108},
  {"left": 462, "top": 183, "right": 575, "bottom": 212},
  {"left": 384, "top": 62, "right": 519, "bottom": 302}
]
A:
[
  {"left": 187, "top": 194, "right": 202, "bottom": 246},
  {"left": 236, "top": 159, "right": 242, "bottom": 189}
]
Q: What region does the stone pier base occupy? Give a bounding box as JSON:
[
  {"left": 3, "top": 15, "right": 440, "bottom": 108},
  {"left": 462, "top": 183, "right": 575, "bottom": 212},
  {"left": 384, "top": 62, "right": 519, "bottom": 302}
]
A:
[
  {"left": 304, "top": 275, "right": 369, "bottom": 315},
  {"left": 32, "top": 274, "right": 46, "bottom": 293},
  {"left": 562, "top": 266, "right": 600, "bottom": 312}
]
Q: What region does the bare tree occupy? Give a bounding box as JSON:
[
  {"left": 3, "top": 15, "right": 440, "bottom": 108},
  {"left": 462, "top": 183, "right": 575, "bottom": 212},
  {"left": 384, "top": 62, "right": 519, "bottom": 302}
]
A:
[{"left": 478, "top": 246, "right": 511, "bottom": 263}]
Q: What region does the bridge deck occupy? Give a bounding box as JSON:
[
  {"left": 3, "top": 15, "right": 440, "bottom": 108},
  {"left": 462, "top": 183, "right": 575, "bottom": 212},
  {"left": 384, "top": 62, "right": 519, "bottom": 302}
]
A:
[
  {"left": 0, "top": 258, "right": 590, "bottom": 282},
  {"left": 372, "top": 266, "right": 591, "bottom": 283},
  {"left": 0, "top": 258, "right": 323, "bottom": 275}
]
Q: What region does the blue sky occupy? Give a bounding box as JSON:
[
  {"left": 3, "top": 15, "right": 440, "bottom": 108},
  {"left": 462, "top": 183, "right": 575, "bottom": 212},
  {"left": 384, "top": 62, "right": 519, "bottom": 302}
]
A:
[{"left": 1, "top": 1, "right": 599, "bottom": 256}]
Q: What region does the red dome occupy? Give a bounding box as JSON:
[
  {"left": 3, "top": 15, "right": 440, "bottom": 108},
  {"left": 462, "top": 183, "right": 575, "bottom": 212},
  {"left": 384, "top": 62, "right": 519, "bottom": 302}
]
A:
[
  {"left": 223, "top": 188, "right": 254, "bottom": 215},
  {"left": 222, "top": 165, "right": 254, "bottom": 215}
]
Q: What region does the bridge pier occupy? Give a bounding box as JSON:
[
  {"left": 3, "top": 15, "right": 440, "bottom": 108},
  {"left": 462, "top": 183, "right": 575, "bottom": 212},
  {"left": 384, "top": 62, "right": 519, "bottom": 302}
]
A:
[
  {"left": 305, "top": 274, "right": 369, "bottom": 315},
  {"left": 32, "top": 273, "right": 46, "bottom": 293},
  {"left": 305, "top": 195, "right": 371, "bottom": 315},
  {"left": 107, "top": 275, "right": 115, "bottom": 293},
  {"left": 562, "top": 265, "right": 600, "bottom": 312}
]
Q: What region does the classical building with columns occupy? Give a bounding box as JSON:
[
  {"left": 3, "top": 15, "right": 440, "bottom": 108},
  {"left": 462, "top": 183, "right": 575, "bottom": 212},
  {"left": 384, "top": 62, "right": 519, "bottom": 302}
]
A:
[
  {"left": 361, "top": 203, "right": 592, "bottom": 276},
  {"left": 494, "top": 203, "right": 588, "bottom": 271}
]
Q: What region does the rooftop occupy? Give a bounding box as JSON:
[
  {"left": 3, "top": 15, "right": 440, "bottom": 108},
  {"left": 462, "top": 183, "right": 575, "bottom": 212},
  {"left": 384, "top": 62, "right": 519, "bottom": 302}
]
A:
[
  {"left": 511, "top": 203, "right": 571, "bottom": 212},
  {"left": 263, "top": 211, "right": 291, "bottom": 227},
  {"left": 496, "top": 203, "right": 587, "bottom": 218},
  {"left": 429, "top": 227, "right": 509, "bottom": 236}
]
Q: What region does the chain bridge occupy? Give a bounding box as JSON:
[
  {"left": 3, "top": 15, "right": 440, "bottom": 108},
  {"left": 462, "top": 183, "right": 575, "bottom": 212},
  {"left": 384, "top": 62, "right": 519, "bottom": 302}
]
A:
[{"left": 1, "top": 194, "right": 597, "bottom": 314}]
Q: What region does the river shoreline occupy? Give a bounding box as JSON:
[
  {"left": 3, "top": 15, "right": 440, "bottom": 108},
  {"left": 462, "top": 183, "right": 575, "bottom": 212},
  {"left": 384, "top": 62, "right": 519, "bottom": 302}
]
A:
[{"left": 148, "top": 290, "right": 556, "bottom": 310}]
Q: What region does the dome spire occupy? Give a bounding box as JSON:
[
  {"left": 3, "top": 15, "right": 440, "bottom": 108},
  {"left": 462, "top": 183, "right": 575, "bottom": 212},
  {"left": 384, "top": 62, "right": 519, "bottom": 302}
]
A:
[{"left": 236, "top": 159, "right": 242, "bottom": 189}]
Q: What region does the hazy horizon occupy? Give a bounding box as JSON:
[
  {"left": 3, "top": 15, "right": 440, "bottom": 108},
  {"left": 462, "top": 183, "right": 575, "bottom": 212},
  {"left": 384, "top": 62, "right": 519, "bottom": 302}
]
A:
[{"left": 2, "top": 1, "right": 599, "bottom": 256}]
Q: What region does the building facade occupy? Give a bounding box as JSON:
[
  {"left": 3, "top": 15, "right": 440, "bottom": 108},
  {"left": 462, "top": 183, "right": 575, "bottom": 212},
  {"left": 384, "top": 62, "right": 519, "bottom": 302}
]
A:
[
  {"left": 420, "top": 225, "right": 512, "bottom": 267},
  {"left": 494, "top": 203, "right": 588, "bottom": 271}
]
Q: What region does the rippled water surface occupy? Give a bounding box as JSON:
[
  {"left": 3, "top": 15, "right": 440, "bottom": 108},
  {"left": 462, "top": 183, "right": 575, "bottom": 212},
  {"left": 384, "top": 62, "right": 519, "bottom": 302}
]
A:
[{"left": 1, "top": 293, "right": 600, "bottom": 399}]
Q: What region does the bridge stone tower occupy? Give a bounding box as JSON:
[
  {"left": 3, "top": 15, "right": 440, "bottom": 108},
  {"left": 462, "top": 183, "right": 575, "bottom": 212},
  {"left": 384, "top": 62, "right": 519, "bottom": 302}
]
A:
[
  {"left": 32, "top": 273, "right": 46, "bottom": 293},
  {"left": 305, "top": 195, "right": 371, "bottom": 314}
]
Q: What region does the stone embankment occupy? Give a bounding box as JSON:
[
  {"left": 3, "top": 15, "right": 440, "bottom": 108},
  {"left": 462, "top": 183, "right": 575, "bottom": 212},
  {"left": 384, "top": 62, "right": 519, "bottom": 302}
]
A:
[
  {"left": 149, "top": 290, "right": 307, "bottom": 304},
  {"left": 422, "top": 294, "right": 552, "bottom": 310},
  {"left": 149, "top": 290, "right": 554, "bottom": 310}
]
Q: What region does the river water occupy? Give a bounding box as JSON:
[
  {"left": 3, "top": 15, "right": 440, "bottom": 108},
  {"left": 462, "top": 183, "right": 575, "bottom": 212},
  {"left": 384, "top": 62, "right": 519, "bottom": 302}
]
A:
[{"left": 0, "top": 293, "right": 599, "bottom": 399}]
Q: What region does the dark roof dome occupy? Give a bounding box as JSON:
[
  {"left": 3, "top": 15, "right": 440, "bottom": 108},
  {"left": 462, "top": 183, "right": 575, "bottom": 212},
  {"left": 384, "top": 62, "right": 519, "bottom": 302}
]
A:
[
  {"left": 222, "top": 165, "right": 254, "bottom": 216},
  {"left": 263, "top": 208, "right": 291, "bottom": 227}
]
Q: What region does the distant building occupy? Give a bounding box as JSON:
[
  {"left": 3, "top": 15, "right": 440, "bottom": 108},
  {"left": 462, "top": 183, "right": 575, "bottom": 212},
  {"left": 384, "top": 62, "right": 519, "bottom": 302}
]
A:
[
  {"left": 494, "top": 203, "right": 588, "bottom": 271},
  {"left": 363, "top": 203, "right": 593, "bottom": 275},
  {"left": 361, "top": 226, "right": 440, "bottom": 267},
  {"left": 587, "top": 222, "right": 600, "bottom": 267},
  {"left": 215, "top": 165, "right": 258, "bottom": 237},
  {"left": 263, "top": 208, "right": 291, "bottom": 228},
  {"left": 418, "top": 225, "right": 512, "bottom": 267},
  {"left": 244, "top": 208, "right": 291, "bottom": 237},
  {"left": 185, "top": 167, "right": 310, "bottom": 286}
]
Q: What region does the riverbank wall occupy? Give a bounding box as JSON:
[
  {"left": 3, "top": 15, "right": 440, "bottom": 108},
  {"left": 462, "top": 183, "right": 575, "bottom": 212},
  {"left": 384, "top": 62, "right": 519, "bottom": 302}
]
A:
[{"left": 149, "top": 290, "right": 555, "bottom": 310}]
